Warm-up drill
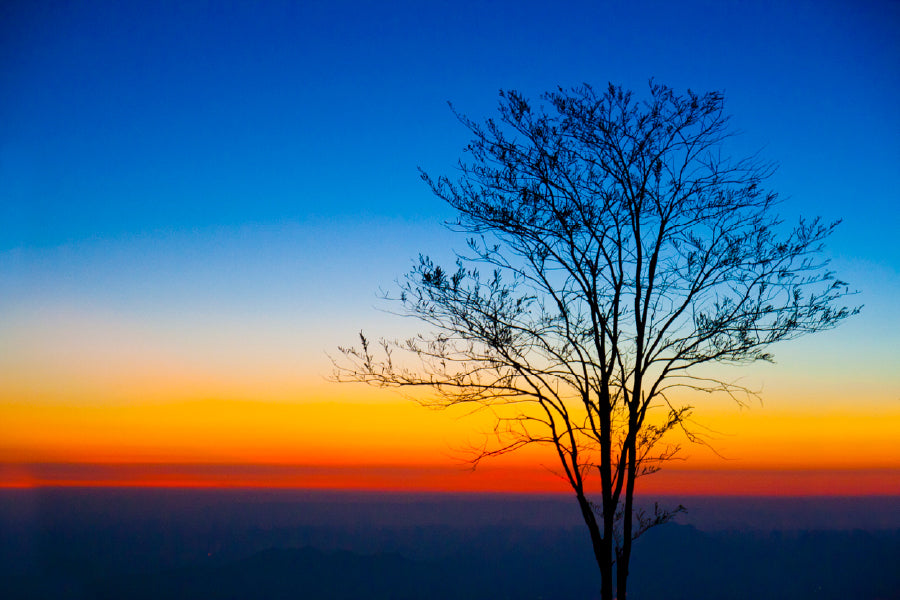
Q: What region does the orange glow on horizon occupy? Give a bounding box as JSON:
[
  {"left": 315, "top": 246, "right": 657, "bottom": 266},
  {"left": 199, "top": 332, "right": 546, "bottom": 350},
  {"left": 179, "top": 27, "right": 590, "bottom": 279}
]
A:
[
  {"left": 3, "top": 379, "right": 898, "bottom": 496},
  {"left": 0, "top": 397, "right": 488, "bottom": 466},
  {"left": 3, "top": 398, "right": 899, "bottom": 467}
]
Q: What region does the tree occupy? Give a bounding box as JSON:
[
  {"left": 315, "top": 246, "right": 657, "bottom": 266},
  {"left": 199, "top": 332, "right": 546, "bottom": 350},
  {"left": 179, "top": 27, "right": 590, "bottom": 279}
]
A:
[{"left": 335, "top": 82, "right": 857, "bottom": 599}]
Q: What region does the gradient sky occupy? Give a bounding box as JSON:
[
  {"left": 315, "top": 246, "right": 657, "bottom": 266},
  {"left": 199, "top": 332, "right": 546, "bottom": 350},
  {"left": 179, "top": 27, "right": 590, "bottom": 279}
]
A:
[{"left": 2, "top": 0, "right": 898, "bottom": 494}]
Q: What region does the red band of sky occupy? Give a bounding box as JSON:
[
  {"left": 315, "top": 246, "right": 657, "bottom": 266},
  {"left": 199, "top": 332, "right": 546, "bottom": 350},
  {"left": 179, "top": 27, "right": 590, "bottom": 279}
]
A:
[{"left": 2, "top": 463, "right": 898, "bottom": 496}]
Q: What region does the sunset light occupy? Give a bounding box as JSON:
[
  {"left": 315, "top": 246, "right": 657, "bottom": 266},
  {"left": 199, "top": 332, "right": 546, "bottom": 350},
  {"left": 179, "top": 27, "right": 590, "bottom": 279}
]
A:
[{"left": 1, "top": 2, "right": 898, "bottom": 597}]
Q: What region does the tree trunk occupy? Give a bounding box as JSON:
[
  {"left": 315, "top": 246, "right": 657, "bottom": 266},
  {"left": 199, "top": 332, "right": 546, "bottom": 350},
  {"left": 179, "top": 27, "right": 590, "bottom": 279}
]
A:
[
  {"left": 575, "top": 491, "right": 614, "bottom": 600},
  {"left": 616, "top": 550, "right": 629, "bottom": 600},
  {"left": 598, "top": 387, "right": 615, "bottom": 600},
  {"left": 601, "top": 554, "right": 614, "bottom": 600},
  {"left": 616, "top": 423, "right": 639, "bottom": 599}
]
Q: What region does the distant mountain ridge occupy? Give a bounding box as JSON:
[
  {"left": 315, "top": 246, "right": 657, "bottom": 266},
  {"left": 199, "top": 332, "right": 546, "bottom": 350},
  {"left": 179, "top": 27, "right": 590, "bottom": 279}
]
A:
[
  {"left": 2, "top": 490, "right": 898, "bottom": 599},
  {"left": 5, "top": 527, "right": 899, "bottom": 599}
]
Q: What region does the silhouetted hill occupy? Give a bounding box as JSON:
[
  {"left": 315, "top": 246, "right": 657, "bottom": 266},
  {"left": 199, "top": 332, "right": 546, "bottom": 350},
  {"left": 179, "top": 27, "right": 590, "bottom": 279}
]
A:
[
  {"left": 2, "top": 489, "right": 898, "bottom": 599},
  {"left": 8, "top": 530, "right": 606, "bottom": 599},
  {"left": 93, "top": 544, "right": 605, "bottom": 600},
  {"left": 97, "top": 547, "right": 441, "bottom": 600},
  {"left": 630, "top": 524, "right": 900, "bottom": 600},
  {"left": 6, "top": 527, "right": 899, "bottom": 599}
]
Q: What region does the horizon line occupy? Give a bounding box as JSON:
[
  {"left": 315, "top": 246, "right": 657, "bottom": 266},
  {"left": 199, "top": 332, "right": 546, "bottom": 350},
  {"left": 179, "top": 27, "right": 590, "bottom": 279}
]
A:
[{"left": 3, "top": 462, "right": 897, "bottom": 496}]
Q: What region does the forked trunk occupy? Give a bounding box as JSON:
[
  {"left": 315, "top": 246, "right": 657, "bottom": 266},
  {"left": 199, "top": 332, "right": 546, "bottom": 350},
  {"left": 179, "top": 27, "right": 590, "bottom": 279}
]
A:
[
  {"left": 575, "top": 491, "right": 614, "bottom": 600},
  {"left": 616, "top": 423, "right": 638, "bottom": 599}
]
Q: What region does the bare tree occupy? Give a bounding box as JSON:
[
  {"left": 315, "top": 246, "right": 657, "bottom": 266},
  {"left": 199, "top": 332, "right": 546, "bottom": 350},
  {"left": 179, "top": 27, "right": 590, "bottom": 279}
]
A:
[{"left": 336, "top": 82, "right": 857, "bottom": 599}]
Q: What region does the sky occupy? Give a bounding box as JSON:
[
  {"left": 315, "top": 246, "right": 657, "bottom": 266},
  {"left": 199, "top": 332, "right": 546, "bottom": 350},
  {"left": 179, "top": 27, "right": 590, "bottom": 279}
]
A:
[{"left": 1, "top": 0, "right": 898, "bottom": 494}]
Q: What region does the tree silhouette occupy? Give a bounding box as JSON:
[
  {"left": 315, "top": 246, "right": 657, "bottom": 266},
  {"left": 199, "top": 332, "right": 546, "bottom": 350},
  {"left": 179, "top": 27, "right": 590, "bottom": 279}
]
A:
[{"left": 336, "top": 82, "right": 857, "bottom": 599}]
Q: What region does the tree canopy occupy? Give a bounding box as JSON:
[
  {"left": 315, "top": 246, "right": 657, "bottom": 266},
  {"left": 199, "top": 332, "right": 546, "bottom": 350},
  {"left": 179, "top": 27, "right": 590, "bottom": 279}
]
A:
[{"left": 336, "top": 82, "right": 857, "bottom": 599}]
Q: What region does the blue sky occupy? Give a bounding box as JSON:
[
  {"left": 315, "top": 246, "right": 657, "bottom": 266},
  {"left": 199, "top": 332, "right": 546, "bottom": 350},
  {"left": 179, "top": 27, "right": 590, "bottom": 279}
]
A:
[
  {"left": 4, "top": 0, "right": 898, "bottom": 245},
  {"left": 2, "top": 0, "right": 898, "bottom": 415}
]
